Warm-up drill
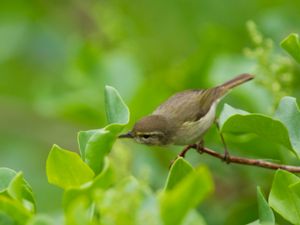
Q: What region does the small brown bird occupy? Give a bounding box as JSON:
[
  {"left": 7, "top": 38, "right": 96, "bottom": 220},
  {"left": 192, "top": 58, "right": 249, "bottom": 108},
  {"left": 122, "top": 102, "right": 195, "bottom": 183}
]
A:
[{"left": 119, "top": 74, "right": 254, "bottom": 152}]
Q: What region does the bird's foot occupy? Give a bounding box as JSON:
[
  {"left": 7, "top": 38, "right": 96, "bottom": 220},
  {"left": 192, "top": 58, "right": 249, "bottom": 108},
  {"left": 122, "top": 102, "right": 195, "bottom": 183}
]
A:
[
  {"left": 222, "top": 150, "right": 231, "bottom": 164},
  {"left": 195, "top": 140, "right": 204, "bottom": 154}
]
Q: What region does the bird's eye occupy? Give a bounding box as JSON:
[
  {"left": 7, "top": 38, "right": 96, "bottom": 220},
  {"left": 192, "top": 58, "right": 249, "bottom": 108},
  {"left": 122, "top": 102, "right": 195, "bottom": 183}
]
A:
[{"left": 142, "top": 134, "right": 150, "bottom": 139}]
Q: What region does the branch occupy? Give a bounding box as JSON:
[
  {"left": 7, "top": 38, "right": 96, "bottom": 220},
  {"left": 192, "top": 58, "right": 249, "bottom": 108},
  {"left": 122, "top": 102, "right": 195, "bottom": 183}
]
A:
[{"left": 181, "top": 144, "right": 300, "bottom": 173}]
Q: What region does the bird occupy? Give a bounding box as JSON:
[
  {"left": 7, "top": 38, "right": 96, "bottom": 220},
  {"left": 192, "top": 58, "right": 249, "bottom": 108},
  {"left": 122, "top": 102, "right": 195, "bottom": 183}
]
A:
[{"left": 119, "top": 73, "right": 254, "bottom": 159}]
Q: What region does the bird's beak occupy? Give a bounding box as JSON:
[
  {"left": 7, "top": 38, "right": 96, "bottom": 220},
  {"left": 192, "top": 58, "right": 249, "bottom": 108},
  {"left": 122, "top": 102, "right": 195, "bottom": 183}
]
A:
[{"left": 118, "top": 131, "right": 134, "bottom": 139}]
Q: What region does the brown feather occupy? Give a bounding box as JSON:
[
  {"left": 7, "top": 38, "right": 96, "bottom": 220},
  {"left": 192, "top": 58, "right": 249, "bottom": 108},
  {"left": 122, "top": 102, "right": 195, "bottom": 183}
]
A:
[
  {"left": 153, "top": 73, "right": 254, "bottom": 124},
  {"left": 121, "top": 73, "right": 255, "bottom": 146},
  {"left": 217, "top": 73, "right": 254, "bottom": 95}
]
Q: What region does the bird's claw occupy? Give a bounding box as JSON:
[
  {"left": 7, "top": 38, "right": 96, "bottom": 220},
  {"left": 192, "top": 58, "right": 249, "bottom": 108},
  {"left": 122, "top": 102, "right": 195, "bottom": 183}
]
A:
[
  {"left": 195, "top": 141, "right": 204, "bottom": 154},
  {"left": 222, "top": 151, "right": 231, "bottom": 164}
]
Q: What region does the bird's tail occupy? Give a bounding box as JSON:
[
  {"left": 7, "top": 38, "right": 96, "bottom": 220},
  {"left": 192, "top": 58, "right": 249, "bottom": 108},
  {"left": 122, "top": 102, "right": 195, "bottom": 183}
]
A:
[
  {"left": 198, "top": 73, "right": 254, "bottom": 113},
  {"left": 218, "top": 73, "right": 254, "bottom": 94}
]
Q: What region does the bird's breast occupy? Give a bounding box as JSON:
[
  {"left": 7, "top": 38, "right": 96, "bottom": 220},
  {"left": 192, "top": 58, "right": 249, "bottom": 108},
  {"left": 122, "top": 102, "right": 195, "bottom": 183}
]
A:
[{"left": 172, "top": 102, "right": 217, "bottom": 145}]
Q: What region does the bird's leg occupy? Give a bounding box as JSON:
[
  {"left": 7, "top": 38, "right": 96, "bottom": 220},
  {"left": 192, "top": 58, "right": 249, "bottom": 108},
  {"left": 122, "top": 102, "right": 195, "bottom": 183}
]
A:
[
  {"left": 195, "top": 139, "right": 205, "bottom": 154},
  {"left": 215, "top": 119, "right": 230, "bottom": 163}
]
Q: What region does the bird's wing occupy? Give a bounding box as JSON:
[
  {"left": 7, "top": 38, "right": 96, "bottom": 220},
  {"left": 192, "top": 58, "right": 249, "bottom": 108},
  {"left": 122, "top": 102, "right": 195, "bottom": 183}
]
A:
[{"left": 152, "top": 88, "right": 221, "bottom": 124}]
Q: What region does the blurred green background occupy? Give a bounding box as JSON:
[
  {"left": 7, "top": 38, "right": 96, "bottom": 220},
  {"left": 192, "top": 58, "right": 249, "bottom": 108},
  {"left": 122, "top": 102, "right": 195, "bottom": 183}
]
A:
[{"left": 1, "top": 0, "right": 300, "bottom": 224}]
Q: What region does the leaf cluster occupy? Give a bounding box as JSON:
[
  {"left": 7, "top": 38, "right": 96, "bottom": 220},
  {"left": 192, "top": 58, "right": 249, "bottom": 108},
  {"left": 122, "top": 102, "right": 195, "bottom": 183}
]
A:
[{"left": 1, "top": 32, "right": 300, "bottom": 225}]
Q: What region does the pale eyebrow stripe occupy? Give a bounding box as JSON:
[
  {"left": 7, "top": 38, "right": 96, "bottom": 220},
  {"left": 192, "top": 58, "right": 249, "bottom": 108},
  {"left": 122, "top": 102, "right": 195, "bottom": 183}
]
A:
[{"left": 136, "top": 131, "right": 163, "bottom": 136}]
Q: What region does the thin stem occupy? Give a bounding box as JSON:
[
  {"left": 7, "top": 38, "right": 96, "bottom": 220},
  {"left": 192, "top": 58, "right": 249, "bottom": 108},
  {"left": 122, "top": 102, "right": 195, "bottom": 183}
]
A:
[
  {"left": 178, "top": 145, "right": 194, "bottom": 158},
  {"left": 169, "top": 145, "right": 195, "bottom": 169},
  {"left": 193, "top": 146, "right": 300, "bottom": 173}
]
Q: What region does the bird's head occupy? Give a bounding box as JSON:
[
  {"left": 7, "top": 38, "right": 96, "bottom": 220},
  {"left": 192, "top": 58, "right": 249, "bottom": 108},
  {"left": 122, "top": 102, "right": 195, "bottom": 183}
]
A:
[{"left": 119, "top": 115, "right": 173, "bottom": 145}]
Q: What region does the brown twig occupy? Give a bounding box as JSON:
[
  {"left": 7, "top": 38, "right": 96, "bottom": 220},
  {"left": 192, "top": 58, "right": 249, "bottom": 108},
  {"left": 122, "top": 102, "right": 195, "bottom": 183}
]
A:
[{"left": 182, "top": 144, "right": 300, "bottom": 173}]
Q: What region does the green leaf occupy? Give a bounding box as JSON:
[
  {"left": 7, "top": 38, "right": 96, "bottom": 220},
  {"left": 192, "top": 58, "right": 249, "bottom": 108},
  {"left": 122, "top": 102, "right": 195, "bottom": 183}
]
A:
[
  {"left": 0, "top": 212, "right": 15, "bottom": 225},
  {"left": 257, "top": 186, "right": 275, "bottom": 225},
  {"left": 182, "top": 210, "right": 206, "bottom": 225},
  {"left": 78, "top": 128, "right": 116, "bottom": 174},
  {"left": 0, "top": 195, "right": 31, "bottom": 225},
  {"left": 160, "top": 166, "right": 214, "bottom": 225},
  {"left": 246, "top": 220, "right": 260, "bottom": 225},
  {"left": 0, "top": 168, "right": 35, "bottom": 212},
  {"left": 164, "top": 157, "right": 193, "bottom": 191},
  {"left": 281, "top": 33, "right": 300, "bottom": 63},
  {"left": 7, "top": 172, "right": 23, "bottom": 202},
  {"left": 136, "top": 195, "right": 163, "bottom": 225},
  {"left": 8, "top": 172, "right": 36, "bottom": 213},
  {"left": 77, "top": 129, "right": 98, "bottom": 161},
  {"left": 26, "top": 214, "right": 55, "bottom": 225},
  {"left": 65, "top": 196, "right": 94, "bottom": 225},
  {"left": 288, "top": 182, "right": 300, "bottom": 223},
  {"left": 104, "top": 85, "right": 130, "bottom": 125},
  {"left": 46, "top": 145, "right": 95, "bottom": 189},
  {"left": 220, "top": 104, "right": 296, "bottom": 155},
  {"left": 0, "top": 168, "right": 17, "bottom": 193},
  {"left": 91, "top": 158, "right": 115, "bottom": 190},
  {"left": 274, "top": 96, "right": 300, "bottom": 154},
  {"left": 78, "top": 86, "right": 130, "bottom": 174},
  {"left": 269, "top": 170, "right": 300, "bottom": 224},
  {"left": 63, "top": 158, "right": 115, "bottom": 210},
  {"left": 95, "top": 177, "right": 151, "bottom": 225}
]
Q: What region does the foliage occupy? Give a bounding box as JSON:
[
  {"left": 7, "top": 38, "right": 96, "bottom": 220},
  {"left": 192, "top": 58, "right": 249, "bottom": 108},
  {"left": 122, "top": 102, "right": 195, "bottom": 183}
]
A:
[
  {"left": 160, "top": 158, "right": 213, "bottom": 225},
  {"left": 2, "top": 34, "right": 300, "bottom": 223},
  {"left": 1, "top": 5, "right": 300, "bottom": 223},
  {"left": 256, "top": 187, "right": 275, "bottom": 225},
  {"left": 46, "top": 145, "right": 95, "bottom": 189},
  {"left": 1, "top": 86, "right": 214, "bottom": 224},
  {"left": 281, "top": 33, "right": 300, "bottom": 64},
  {"left": 0, "top": 168, "right": 35, "bottom": 225},
  {"left": 269, "top": 170, "right": 300, "bottom": 224},
  {"left": 244, "top": 21, "right": 297, "bottom": 110},
  {"left": 220, "top": 97, "right": 300, "bottom": 157}
]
